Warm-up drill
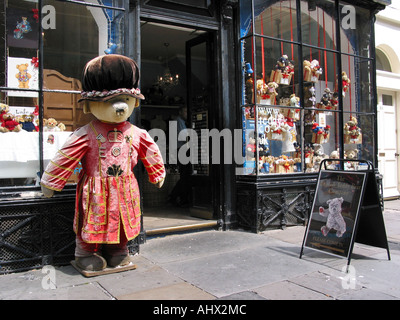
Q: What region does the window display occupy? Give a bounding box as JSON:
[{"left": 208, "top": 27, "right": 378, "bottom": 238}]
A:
[
  {"left": 0, "top": 0, "right": 125, "bottom": 187},
  {"left": 239, "top": 0, "right": 376, "bottom": 176}
]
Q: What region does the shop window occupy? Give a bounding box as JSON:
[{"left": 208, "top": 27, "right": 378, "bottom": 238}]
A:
[
  {"left": 239, "top": 0, "right": 376, "bottom": 176},
  {"left": 0, "top": 0, "right": 126, "bottom": 187},
  {"left": 376, "top": 49, "right": 392, "bottom": 72}
]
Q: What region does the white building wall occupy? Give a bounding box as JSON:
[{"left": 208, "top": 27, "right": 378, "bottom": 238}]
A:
[{"left": 375, "top": 1, "right": 400, "bottom": 199}]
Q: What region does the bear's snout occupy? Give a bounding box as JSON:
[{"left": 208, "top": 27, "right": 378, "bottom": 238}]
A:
[{"left": 113, "top": 101, "right": 128, "bottom": 117}]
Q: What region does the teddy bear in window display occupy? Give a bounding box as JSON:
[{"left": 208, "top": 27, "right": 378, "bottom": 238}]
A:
[
  {"left": 344, "top": 116, "right": 362, "bottom": 144},
  {"left": 41, "top": 55, "right": 165, "bottom": 275},
  {"left": 270, "top": 55, "right": 294, "bottom": 85},
  {"left": 303, "top": 59, "right": 322, "bottom": 83},
  {"left": 341, "top": 71, "right": 351, "bottom": 97}
]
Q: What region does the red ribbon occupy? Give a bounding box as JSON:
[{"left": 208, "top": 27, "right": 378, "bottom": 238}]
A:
[
  {"left": 31, "top": 57, "right": 39, "bottom": 68},
  {"left": 32, "top": 9, "right": 39, "bottom": 23}
]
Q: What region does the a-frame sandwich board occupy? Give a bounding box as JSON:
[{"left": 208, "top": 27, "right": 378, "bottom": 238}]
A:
[{"left": 300, "top": 159, "right": 390, "bottom": 270}]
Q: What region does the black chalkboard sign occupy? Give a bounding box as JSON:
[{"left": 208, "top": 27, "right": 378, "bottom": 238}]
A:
[{"left": 300, "top": 159, "right": 390, "bottom": 268}]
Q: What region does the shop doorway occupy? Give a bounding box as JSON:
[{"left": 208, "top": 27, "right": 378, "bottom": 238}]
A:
[{"left": 139, "top": 21, "right": 218, "bottom": 235}]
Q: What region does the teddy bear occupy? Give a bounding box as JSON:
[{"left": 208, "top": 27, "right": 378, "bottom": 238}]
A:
[
  {"left": 341, "top": 71, "right": 351, "bottom": 97},
  {"left": 319, "top": 197, "right": 346, "bottom": 237},
  {"left": 246, "top": 131, "right": 256, "bottom": 160},
  {"left": 330, "top": 92, "right": 339, "bottom": 110},
  {"left": 20, "top": 113, "right": 38, "bottom": 132},
  {"left": 303, "top": 60, "right": 312, "bottom": 82},
  {"left": 267, "top": 121, "right": 282, "bottom": 141},
  {"left": 0, "top": 113, "right": 22, "bottom": 132},
  {"left": 0, "top": 103, "right": 9, "bottom": 126},
  {"left": 317, "top": 88, "right": 332, "bottom": 110},
  {"left": 271, "top": 54, "right": 292, "bottom": 85},
  {"left": 43, "top": 118, "right": 59, "bottom": 132},
  {"left": 310, "top": 59, "right": 323, "bottom": 82},
  {"left": 265, "top": 81, "right": 279, "bottom": 104},
  {"left": 344, "top": 116, "right": 362, "bottom": 144},
  {"left": 41, "top": 55, "right": 166, "bottom": 274},
  {"left": 15, "top": 63, "right": 32, "bottom": 89},
  {"left": 326, "top": 149, "right": 340, "bottom": 169},
  {"left": 345, "top": 148, "right": 359, "bottom": 160},
  {"left": 43, "top": 118, "right": 66, "bottom": 132},
  {"left": 256, "top": 79, "right": 267, "bottom": 104},
  {"left": 344, "top": 148, "right": 359, "bottom": 170},
  {"left": 14, "top": 16, "right": 32, "bottom": 39},
  {"left": 281, "top": 120, "right": 297, "bottom": 153}
]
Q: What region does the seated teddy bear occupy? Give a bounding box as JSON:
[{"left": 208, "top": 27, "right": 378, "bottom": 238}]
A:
[{"left": 319, "top": 197, "right": 346, "bottom": 237}]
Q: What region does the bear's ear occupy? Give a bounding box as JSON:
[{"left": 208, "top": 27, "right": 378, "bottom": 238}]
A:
[
  {"left": 327, "top": 199, "right": 332, "bottom": 204},
  {"left": 339, "top": 197, "right": 344, "bottom": 203}
]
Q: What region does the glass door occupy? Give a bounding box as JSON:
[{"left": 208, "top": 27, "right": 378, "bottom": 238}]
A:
[{"left": 186, "top": 33, "right": 216, "bottom": 219}]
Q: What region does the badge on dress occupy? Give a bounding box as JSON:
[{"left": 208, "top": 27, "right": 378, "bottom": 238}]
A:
[
  {"left": 108, "top": 129, "right": 124, "bottom": 143},
  {"left": 112, "top": 146, "right": 121, "bottom": 157}
]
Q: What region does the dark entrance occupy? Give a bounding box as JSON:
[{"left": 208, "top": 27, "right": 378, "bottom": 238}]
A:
[{"left": 139, "top": 21, "right": 218, "bottom": 235}]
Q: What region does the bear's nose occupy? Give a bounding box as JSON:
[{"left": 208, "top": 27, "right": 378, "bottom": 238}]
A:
[{"left": 113, "top": 101, "right": 128, "bottom": 117}]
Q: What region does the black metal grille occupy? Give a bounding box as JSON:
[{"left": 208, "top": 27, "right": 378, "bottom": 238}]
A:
[
  {"left": 0, "top": 188, "right": 139, "bottom": 274},
  {"left": 236, "top": 183, "right": 315, "bottom": 232}
]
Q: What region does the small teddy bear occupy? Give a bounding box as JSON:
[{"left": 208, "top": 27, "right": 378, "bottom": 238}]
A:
[
  {"left": 341, "top": 71, "right": 351, "bottom": 97},
  {"left": 344, "top": 116, "right": 362, "bottom": 144},
  {"left": 303, "top": 60, "right": 312, "bottom": 81},
  {"left": 0, "top": 113, "right": 22, "bottom": 132},
  {"left": 21, "top": 114, "right": 38, "bottom": 132},
  {"left": 266, "top": 81, "right": 279, "bottom": 104},
  {"left": 15, "top": 63, "right": 32, "bottom": 89},
  {"left": 0, "top": 103, "right": 9, "bottom": 125},
  {"left": 319, "top": 197, "right": 346, "bottom": 237},
  {"left": 246, "top": 131, "right": 256, "bottom": 160},
  {"left": 326, "top": 149, "right": 340, "bottom": 169},
  {"left": 310, "top": 59, "right": 323, "bottom": 82},
  {"left": 43, "top": 118, "right": 61, "bottom": 132},
  {"left": 344, "top": 148, "right": 359, "bottom": 170}
]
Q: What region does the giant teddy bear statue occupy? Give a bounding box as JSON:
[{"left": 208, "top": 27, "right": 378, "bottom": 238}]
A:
[{"left": 41, "top": 54, "right": 165, "bottom": 274}]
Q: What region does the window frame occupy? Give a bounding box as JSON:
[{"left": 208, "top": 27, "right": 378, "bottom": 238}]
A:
[{"left": 238, "top": 0, "right": 378, "bottom": 178}]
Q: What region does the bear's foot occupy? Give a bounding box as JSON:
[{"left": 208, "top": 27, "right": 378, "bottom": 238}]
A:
[
  {"left": 106, "top": 255, "right": 131, "bottom": 268},
  {"left": 75, "top": 254, "right": 107, "bottom": 271},
  {"left": 321, "top": 226, "right": 329, "bottom": 236},
  {"left": 336, "top": 230, "right": 345, "bottom": 238}
]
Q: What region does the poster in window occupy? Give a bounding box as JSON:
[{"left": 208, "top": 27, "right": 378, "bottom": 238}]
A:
[
  {"left": 6, "top": 8, "right": 39, "bottom": 49},
  {"left": 304, "top": 171, "right": 366, "bottom": 258},
  {"left": 7, "top": 57, "right": 39, "bottom": 97}
]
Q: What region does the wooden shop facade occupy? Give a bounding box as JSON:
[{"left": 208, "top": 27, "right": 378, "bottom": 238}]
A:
[{"left": 0, "top": 0, "right": 389, "bottom": 273}]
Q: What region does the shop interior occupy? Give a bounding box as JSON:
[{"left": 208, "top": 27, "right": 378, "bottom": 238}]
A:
[{"left": 139, "top": 21, "right": 217, "bottom": 234}]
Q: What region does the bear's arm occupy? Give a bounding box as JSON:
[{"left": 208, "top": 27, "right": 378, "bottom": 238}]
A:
[
  {"left": 137, "top": 128, "right": 166, "bottom": 186},
  {"left": 41, "top": 127, "right": 89, "bottom": 192},
  {"left": 319, "top": 206, "right": 330, "bottom": 217}
]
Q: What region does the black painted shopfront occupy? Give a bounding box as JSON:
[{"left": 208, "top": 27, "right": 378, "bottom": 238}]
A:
[{"left": 0, "top": 0, "right": 388, "bottom": 273}]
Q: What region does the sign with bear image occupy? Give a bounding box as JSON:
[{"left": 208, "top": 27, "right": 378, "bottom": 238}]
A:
[
  {"left": 7, "top": 57, "right": 39, "bottom": 97},
  {"left": 303, "top": 171, "right": 366, "bottom": 258}
]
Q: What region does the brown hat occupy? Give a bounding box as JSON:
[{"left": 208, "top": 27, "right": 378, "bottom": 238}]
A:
[{"left": 78, "top": 54, "right": 145, "bottom": 102}]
